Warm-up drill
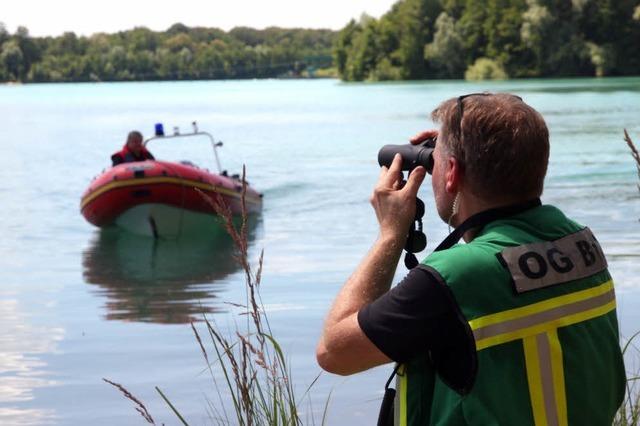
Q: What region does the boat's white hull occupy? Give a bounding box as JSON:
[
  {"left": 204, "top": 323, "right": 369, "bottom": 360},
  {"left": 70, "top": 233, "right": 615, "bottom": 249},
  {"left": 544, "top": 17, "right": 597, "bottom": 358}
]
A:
[{"left": 115, "top": 203, "right": 226, "bottom": 238}]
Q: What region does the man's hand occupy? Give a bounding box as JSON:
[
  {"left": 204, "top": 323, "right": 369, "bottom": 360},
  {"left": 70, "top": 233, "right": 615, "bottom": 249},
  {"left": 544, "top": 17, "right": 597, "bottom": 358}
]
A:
[
  {"left": 410, "top": 129, "right": 438, "bottom": 145},
  {"left": 371, "top": 154, "right": 426, "bottom": 243},
  {"left": 316, "top": 155, "right": 426, "bottom": 376}
]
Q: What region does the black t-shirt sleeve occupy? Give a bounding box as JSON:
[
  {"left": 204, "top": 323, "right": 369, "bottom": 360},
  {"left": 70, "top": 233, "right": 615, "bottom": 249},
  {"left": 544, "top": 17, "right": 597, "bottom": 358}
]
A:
[
  {"left": 357, "top": 267, "right": 455, "bottom": 362},
  {"left": 358, "top": 266, "right": 477, "bottom": 394}
]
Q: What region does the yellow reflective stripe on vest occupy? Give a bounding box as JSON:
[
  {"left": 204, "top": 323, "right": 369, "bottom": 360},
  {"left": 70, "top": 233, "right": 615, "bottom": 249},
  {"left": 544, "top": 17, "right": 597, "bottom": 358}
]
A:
[
  {"left": 523, "top": 335, "right": 548, "bottom": 426},
  {"left": 548, "top": 329, "right": 568, "bottom": 426},
  {"left": 396, "top": 365, "right": 408, "bottom": 426},
  {"left": 523, "top": 330, "right": 568, "bottom": 426},
  {"left": 469, "top": 279, "right": 615, "bottom": 426},
  {"left": 470, "top": 280, "right": 615, "bottom": 350}
]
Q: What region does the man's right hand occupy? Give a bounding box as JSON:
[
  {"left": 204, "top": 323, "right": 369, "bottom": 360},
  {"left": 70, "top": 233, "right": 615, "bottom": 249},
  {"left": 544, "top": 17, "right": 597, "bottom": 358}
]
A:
[{"left": 410, "top": 129, "right": 438, "bottom": 145}]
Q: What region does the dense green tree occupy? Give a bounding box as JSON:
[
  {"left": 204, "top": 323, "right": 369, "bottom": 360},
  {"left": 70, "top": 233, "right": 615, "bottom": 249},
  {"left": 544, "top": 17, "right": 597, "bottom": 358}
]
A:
[
  {"left": 127, "top": 27, "right": 159, "bottom": 52},
  {"left": 0, "top": 22, "right": 9, "bottom": 45},
  {"left": 1, "top": 40, "right": 24, "bottom": 80},
  {"left": 586, "top": 42, "right": 615, "bottom": 77},
  {"left": 11, "top": 26, "right": 41, "bottom": 79},
  {"left": 577, "top": 0, "right": 640, "bottom": 75},
  {"left": 167, "top": 23, "right": 190, "bottom": 35},
  {"left": 483, "top": 0, "right": 527, "bottom": 76},
  {"left": 334, "top": 20, "right": 360, "bottom": 77},
  {"left": 395, "top": 0, "right": 442, "bottom": 79},
  {"left": 424, "top": 12, "right": 466, "bottom": 78},
  {"left": 334, "top": 0, "right": 640, "bottom": 81},
  {"left": 344, "top": 16, "right": 379, "bottom": 81},
  {"left": 520, "top": 0, "right": 553, "bottom": 75},
  {"left": 441, "top": 0, "right": 466, "bottom": 19},
  {"left": 465, "top": 57, "right": 508, "bottom": 80},
  {"left": 229, "top": 27, "right": 263, "bottom": 47},
  {"left": 521, "top": 0, "right": 592, "bottom": 77},
  {"left": 457, "top": 0, "right": 489, "bottom": 63},
  {"left": 0, "top": 23, "right": 336, "bottom": 83}
]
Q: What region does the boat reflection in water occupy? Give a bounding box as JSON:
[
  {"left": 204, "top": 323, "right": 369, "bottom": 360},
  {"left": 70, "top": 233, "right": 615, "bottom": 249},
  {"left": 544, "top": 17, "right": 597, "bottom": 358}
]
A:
[{"left": 82, "top": 218, "right": 260, "bottom": 324}]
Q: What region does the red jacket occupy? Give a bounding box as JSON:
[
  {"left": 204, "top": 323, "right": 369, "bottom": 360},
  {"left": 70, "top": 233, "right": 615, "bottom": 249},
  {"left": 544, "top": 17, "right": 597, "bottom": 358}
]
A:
[{"left": 111, "top": 144, "right": 155, "bottom": 166}]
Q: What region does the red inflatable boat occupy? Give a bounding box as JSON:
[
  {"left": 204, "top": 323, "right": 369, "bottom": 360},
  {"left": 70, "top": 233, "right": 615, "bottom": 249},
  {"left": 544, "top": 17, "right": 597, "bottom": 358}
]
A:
[{"left": 81, "top": 126, "right": 262, "bottom": 238}]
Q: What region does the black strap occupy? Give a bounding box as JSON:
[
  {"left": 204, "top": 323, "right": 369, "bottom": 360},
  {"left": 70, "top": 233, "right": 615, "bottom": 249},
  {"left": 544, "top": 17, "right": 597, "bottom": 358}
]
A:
[
  {"left": 377, "top": 364, "right": 401, "bottom": 426},
  {"left": 434, "top": 198, "right": 541, "bottom": 252}
]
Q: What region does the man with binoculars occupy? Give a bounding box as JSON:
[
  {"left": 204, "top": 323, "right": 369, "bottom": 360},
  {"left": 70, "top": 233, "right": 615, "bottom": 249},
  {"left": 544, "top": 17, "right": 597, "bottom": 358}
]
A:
[{"left": 316, "top": 93, "right": 625, "bottom": 425}]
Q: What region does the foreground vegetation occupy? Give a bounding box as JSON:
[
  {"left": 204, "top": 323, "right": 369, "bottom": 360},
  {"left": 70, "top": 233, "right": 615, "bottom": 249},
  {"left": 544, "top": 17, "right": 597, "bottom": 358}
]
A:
[
  {"left": 106, "top": 171, "right": 325, "bottom": 425},
  {"left": 617, "top": 130, "right": 640, "bottom": 426},
  {"left": 334, "top": 0, "right": 640, "bottom": 81},
  {"left": 0, "top": 23, "right": 335, "bottom": 82}
]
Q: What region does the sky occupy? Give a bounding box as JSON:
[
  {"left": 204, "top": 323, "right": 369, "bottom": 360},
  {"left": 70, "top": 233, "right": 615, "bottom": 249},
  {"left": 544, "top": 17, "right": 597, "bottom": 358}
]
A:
[{"left": 4, "top": 0, "right": 398, "bottom": 37}]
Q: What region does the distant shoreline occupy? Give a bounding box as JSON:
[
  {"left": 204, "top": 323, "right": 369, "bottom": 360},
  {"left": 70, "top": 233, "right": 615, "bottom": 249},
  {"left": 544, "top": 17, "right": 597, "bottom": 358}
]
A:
[
  {"left": 5, "top": 74, "right": 640, "bottom": 87},
  {"left": 0, "top": 24, "right": 336, "bottom": 83}
]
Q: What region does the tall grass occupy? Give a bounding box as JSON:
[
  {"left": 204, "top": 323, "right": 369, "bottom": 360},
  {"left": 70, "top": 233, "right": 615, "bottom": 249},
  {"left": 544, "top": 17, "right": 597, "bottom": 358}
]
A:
[
  {"left": 624, "top": 129, "right": 640, "bottom": 193},
  {"left": 188, "top": 167, "right": 319, "bottom": 425},
  {"left": 614, "top": 331, "right": 640, "bottom": 426},
  {"left": 615, "top": 130, "right": 640, "bottom": 426},
  {"left": 105, "top": 167, "right": 323, "bottom": 425}
]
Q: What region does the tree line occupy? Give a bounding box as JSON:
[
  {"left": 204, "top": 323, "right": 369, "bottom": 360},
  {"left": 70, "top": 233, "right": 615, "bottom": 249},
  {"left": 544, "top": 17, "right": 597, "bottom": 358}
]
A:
[
  {"left": 334, "top": 0, "right": 640, "bottom": 81},
  {"left": 0, "top": 23, "right": 335, "bottom": 82},
  {"left": 2, "top": 0, "right": 639, "bottom": 83}
]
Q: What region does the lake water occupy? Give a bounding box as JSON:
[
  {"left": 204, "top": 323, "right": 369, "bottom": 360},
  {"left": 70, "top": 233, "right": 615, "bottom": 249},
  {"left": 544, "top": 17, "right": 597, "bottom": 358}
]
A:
[{"left": 1, "top": 77, "right": 639, "bottom": 425}]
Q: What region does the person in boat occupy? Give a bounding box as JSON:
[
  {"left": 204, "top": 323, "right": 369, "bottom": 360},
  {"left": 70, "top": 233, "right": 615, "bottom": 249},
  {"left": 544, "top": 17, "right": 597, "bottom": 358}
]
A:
[
  {"left": 316, "top": 93, "right": 625, "bottom": 425},
  {"left": 111, "top": 130, "right": 155, "bottom": 166}
]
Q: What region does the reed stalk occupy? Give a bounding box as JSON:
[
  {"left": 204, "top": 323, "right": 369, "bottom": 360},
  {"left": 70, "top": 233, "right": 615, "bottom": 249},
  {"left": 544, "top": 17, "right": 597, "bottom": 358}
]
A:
[
  {"left": 102, "top": 378, "right": 157, "bottom": 425},
  {"left": 181, "top": 166, "right": 311, "bottom": 425},
  {"left": 614, "top": 130, "right": 640, "bottom": 424},
  {"left": 614, "top": 331, "right": 640, "bottom": 426},
  {"left": 624, "top": 129, "right": 640, "bottom": 193}
]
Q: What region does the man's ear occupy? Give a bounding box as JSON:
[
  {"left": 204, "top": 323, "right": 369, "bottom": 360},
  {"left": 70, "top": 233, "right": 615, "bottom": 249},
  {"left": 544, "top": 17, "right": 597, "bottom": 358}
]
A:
[{"left": 445, "top": 157, "right": 462, "bottom": 194}]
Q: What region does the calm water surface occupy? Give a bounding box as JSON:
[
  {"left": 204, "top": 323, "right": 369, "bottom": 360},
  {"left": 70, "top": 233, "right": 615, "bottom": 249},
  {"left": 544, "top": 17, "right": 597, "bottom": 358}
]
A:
[{"left": 1, "top": 78, "right": 639, "bottom": 425}]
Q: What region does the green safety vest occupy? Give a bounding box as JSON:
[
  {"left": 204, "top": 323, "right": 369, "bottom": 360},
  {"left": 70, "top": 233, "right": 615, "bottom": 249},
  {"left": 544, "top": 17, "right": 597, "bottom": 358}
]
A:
[{"left": 394, "top": 205, "right": 626, "bottom": 426}]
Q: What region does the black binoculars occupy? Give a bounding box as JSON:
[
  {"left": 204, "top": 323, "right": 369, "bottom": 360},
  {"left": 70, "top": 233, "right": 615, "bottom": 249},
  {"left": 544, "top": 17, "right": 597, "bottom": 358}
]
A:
[
  {"left": 376, "top": 136, "right": 437, "bottom": 269},
  {"left": 377, "top": 137, "right": 436, "bottom": 174}
]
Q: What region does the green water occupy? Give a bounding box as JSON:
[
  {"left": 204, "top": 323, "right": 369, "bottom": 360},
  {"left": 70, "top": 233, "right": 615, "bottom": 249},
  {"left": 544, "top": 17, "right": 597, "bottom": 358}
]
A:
[{"left": 0, "top": 77, "right": 639, "bottom": 425}]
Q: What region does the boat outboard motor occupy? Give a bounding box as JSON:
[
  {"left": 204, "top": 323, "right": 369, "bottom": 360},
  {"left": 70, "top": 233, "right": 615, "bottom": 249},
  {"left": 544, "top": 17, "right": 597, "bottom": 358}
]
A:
[{"left": 377, "top": 137, "right": 436, "bottom": 270}]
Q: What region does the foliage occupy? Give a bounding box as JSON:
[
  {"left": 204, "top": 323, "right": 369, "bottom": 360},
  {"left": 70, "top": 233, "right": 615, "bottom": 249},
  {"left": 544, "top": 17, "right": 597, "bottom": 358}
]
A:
[
  {"left": 187, "top": 176, "right": 309, "bottom": 425},
  {"left": 334, "top": 0, "right": 640, "bottom": 81},
  {"left": 464, "top": 57, "right": 508, "bottom": 80},
  {"left": 613, "top": 330, "right": 640, "bottom": 426},
  {"left": 615, "top": 134, "right": 640, "bottom": 425},
  {"left": 1, "top": 40, "right": 24, "bottom": 80},
  {"left": 424, "top": 12, "right": 466, "bottom": 78},
  {"left": 587, "top": 42, "right": 616, "bottom": 77},
  {"left": 370, "top": 58, "right": 403, "bottom": 81},
  {"left": 313, "top": 67, "right": 339, "bottom": 78},
  {"left": 0, "top": 23, "right": 335, "bottom": 82},
  {"left": 4, "top": 0, "right": 638, "bottom": 83}
]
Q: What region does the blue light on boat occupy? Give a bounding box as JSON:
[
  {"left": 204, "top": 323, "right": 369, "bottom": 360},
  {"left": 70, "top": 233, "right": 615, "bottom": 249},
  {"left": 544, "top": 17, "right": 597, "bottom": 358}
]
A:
[{"left": 155, "top": 123, "right": 165, "bottom": 136}]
